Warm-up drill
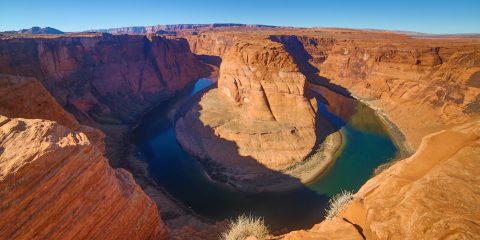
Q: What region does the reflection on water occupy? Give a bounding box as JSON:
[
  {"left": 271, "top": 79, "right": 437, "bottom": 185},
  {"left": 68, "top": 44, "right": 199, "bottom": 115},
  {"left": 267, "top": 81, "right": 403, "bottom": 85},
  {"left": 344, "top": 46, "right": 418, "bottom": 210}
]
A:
[
  {"left": 311, "top": 86, "right": 398, "bottom": 195},
  {"left": 131, "top": 78, "right": 398, "bottom": 231}
]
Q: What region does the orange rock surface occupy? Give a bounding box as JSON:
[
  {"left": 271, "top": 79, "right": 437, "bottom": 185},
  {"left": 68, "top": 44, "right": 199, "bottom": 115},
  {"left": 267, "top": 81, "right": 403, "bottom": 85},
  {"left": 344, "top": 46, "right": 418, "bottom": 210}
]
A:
[
  {"left": 0, "top": 116, "right": 167, "bottom": 240},
  {"left": 0, "top": 74, "right": 168, "bottom": 239},
  {"left": 284, "top": 120, "right": 480, "bottom": 239},
  {"left": 179, "top": 27, "right": 480, "bottom": 238}
]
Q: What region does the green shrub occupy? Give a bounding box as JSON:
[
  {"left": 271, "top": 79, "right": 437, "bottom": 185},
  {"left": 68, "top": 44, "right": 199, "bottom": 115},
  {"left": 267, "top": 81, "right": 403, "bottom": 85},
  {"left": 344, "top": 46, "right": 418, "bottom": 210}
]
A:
[
  {"left": 221, "top": 214, "right": 270, "bottom": 240},
  {"left": 325, "top": 190, "right": 354, "bottom": 220}
]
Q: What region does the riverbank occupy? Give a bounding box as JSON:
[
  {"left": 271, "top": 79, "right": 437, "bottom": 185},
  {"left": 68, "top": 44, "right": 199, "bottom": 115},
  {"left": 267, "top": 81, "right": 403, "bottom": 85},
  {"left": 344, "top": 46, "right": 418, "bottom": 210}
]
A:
[
  {"left": 355, "top": 98, "right": 416, "bottom": 175},
  {"left": 278, "top": 130, "right": 343, "bottom": 188}
]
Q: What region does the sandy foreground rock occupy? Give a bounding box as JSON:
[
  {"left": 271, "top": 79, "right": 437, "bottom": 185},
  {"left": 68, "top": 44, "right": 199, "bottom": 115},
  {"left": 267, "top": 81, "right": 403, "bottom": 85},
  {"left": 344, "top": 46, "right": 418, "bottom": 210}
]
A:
[
  {"left": 283, "top": 120, "right": 480, "bottom": 240},
  {"left": 0, "top": 116, "right": 168, "bottom": 239},
  {"left": 0, "top": 74, "right": 168, "bottom": 239}
]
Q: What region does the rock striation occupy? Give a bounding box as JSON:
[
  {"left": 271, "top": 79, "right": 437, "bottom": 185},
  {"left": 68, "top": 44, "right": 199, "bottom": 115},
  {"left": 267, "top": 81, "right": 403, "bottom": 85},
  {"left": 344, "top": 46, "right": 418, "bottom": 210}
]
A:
[
  {"left": 0, "top": 74, "right": 168, "bottom": 239},
  {"left": 176, "top": 38, "right": 321, "bottom": 191},
  {"left": 0, "top": 116, "right": 168, "bottom": 240}
]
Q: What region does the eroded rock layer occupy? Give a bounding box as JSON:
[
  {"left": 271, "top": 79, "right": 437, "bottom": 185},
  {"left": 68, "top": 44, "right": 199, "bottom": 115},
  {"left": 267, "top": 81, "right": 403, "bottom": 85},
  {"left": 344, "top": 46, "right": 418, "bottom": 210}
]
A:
[{"left": 178, "top": 28, "right": 480, "bottom": 238}]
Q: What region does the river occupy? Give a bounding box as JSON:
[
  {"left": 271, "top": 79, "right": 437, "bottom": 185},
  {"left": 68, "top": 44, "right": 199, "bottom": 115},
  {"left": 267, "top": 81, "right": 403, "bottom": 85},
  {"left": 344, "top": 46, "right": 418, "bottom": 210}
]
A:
[{"left": 131, "top": 78, "right": 398, "bottom": 231}]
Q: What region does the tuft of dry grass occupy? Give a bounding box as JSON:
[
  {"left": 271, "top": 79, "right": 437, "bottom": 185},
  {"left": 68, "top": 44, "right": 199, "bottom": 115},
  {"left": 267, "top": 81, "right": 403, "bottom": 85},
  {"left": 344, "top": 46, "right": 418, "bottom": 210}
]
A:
[
  {"left": 325, "top": 190, "right": 354, "bottom": 220},
  {"left": 221, "top": 214, "right": 270, "bottom": 240}
]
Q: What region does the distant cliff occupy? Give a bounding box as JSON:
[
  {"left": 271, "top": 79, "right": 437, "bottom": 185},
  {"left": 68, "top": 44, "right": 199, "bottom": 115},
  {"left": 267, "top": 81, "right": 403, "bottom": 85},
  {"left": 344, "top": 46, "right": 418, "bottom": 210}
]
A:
[{"left": 88, "top": 23, "right": 280, "bottom": 34}]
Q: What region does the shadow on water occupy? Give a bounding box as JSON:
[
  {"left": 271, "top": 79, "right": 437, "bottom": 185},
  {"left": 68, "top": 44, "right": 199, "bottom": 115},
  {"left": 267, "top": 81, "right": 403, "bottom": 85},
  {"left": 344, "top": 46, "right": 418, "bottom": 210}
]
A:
[{"left": 131, "top": 43, "right": 398, "bottom": 231}]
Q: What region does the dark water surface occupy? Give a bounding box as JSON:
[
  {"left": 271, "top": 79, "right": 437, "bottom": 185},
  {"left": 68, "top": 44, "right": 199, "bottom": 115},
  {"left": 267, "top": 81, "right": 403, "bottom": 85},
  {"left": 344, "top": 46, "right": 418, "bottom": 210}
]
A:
[{"left": 131, "top": 78, "right": 398, "bottom": 231}]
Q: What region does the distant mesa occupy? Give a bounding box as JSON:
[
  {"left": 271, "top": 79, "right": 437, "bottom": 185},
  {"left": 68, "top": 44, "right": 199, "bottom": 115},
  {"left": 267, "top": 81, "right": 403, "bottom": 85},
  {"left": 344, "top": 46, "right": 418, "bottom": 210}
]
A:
[
  {"left": 9, "top": 26, "right": 64, "bottom": 34},
  {"left": 87, "top": 23, "right": 280, "bottom": 34}
]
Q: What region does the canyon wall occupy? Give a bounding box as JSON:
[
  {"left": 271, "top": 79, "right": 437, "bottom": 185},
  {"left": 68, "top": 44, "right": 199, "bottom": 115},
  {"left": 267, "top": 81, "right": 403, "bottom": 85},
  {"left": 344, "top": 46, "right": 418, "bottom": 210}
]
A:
[
  {"left": 272, "top": 34, "right": 480, "bottom": 149},
  {"left": 1, "top": 28, "right": 479, "bottom": 239},
  {"left": 0, "top": 74, "right": 168, "bottom": 239},
  {"left": 0, "top": 34, "right": 208, "bottom": 125}
]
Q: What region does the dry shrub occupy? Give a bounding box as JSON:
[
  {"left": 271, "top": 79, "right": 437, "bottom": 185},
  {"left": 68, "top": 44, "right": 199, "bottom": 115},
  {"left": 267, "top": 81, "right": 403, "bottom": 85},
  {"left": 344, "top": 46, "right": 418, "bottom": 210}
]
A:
[
  {"left": 221, "top": 214, "right": 270, "bottom": 240},
  {"left": 325, "top": 190, "right": 354, "bottom": 220}
]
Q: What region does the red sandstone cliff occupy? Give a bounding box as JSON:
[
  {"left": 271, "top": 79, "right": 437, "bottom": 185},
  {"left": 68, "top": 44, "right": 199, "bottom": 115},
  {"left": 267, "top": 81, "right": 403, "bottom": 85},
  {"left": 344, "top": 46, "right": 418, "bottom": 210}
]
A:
[{"left": 0, "top": 33, "right": 208, "bottom": 124}]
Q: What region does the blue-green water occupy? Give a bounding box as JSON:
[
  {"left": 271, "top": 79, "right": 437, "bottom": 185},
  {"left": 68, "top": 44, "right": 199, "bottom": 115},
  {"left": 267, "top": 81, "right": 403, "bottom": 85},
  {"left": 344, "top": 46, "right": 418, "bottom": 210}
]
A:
[{"left": 132, "top": 78, "right": 398, "bottom": 231}]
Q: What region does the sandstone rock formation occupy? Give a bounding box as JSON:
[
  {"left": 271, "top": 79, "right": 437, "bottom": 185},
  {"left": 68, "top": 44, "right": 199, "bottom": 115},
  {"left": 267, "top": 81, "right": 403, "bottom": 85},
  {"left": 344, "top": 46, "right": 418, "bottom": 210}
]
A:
[
  {"left": 284, "top": 120, "right": 480, "bottom": 239},
  {"left": 182, "top": 29, "right": 480, "bottom": 150},
  {"left": 0, "top": 116, "right": 167, "bottom": 240},
  {"left": 178, "top": 28, "right": 480, "bottom": 238},
  {"left": 0, "top": 73, "right": 168, "bottom": 239},
  {"left": 0, "top": 33, "right": 223, "bottom": 239},
  {"left": 176, "top": 38, "right": 321, "bottom": 191}
]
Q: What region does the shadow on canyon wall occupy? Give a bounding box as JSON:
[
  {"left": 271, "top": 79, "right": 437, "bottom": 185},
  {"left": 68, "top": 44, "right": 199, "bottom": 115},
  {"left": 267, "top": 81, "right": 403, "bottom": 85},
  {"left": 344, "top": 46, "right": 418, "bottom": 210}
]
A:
[
  {"left": 269, "top": 35, "right": 353, "bottom": 97},
  {"left": 196, "top": 54, "right": 222, "bottom": 67},
  {"left": 269, "top": 35, "right": 361, "bottom": 152}
]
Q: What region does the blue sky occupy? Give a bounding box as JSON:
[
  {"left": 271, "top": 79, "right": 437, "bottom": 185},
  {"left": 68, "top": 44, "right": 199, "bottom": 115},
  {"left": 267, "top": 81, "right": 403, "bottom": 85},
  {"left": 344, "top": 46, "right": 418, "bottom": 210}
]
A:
[{"left": 1, "top": 0, "right": 479, "bottom": 34}]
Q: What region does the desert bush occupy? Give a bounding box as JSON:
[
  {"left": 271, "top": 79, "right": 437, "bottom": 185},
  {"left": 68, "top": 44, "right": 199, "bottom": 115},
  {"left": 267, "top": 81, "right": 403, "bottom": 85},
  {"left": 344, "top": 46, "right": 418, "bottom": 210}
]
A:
[
  {"left": 325, "top": 190, "right": 354, "bottom": 220},
  {"left": 221, "top": 214, "right": 270, "bottom": 240}
]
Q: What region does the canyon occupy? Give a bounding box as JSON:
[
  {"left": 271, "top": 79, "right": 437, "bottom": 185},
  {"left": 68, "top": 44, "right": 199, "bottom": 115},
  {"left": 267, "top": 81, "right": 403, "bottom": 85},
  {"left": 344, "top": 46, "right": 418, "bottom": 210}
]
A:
[{"left": 0, "top": 25, "right": 480, "bottom": 239}]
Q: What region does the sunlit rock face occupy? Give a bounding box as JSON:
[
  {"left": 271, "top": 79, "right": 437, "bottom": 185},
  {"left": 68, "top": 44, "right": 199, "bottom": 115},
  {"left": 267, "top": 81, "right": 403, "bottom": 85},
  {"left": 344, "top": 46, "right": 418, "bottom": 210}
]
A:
[
  {"left": 218, "top": 40, "right": 317, "bottom": 125},
  {"left": 176, "top": 38, "right": 318, "bottom": 191},
  {"left": 0, "top": 74, "right": 168, "bottom": 240}
]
